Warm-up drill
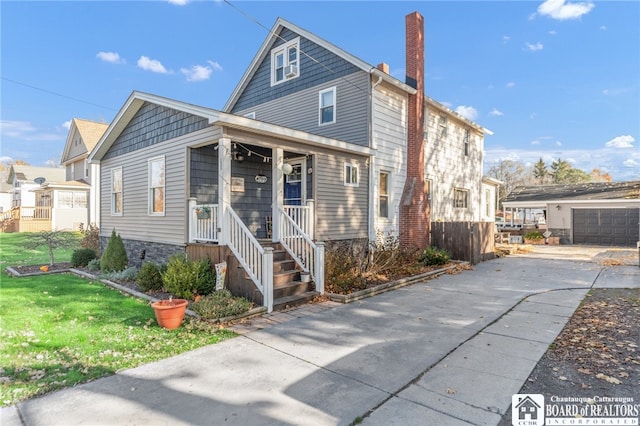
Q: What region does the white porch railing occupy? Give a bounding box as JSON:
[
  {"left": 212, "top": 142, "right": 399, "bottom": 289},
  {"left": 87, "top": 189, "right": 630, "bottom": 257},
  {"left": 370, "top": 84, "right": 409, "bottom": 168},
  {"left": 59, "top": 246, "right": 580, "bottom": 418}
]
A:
[
  {"left": 278, "top": 206, "right": 325, "bottom": 294},
  {"left": 227, "top": 207, "right": 274, "bottom": 312},
  {"left": 188, "top": 203, "right": 219, "bottom": 243},
  {"left": 283, "top": 201, "right": 314, "bottom": 237}
]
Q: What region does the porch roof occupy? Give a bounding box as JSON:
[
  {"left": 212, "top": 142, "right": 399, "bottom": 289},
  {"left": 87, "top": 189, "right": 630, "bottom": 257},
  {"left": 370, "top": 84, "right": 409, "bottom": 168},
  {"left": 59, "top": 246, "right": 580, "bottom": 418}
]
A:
[{"left": 89, "top": 91, "right": 374, "bottom": 163}]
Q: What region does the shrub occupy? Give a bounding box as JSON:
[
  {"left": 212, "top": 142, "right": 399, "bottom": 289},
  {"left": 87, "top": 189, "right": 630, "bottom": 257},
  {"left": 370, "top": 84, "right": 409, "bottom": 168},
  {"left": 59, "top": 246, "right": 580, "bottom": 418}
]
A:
[
  {"left": 101, "top": 266, "right": 138, "bottom": 282},
  {"left": 162, "top": 254, "right": 215, "bottom": 300},
  {"left": 71, "top": 248, "right": 97, "bottom": 267},
  {"left": 191, "top": 289, "right": 252, "bottom": 319},
  {"left": 100, "top": 229, "right": 128, "bottom": 273},
  {"left": 79, "top": 223, "right": 100, "bottom": 255},
  {"left": 524, "top": 231, "right": 544, "bottom": 240},
  {"left": 87, "top": 258, "right": 101, "bottom": 272},
  {"left": 137, "top": 262, "right": 164, "bottom": 292},
  {"left": 419, "top": 246, "right": 451, "bottom": 266}
]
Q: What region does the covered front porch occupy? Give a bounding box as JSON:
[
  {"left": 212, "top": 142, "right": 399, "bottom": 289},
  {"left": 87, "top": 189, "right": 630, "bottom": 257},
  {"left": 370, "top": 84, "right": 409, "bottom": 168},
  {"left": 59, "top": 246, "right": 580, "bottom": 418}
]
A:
[{"left": 187, "top": 138, "right": 324, "bottom": 312}]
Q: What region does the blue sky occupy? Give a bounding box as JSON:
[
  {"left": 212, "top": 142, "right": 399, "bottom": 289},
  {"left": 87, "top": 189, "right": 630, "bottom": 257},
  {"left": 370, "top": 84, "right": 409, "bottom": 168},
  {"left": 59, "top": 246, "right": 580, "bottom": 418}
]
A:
[{"left": 1, "top": 0, "right": 638, "bottom": 181}]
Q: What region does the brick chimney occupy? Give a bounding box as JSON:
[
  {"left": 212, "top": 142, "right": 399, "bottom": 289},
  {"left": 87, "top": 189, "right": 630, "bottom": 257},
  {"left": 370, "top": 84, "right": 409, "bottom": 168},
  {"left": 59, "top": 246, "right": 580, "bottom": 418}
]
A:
[{"left": 399, "top": 11, "right": 430, "bottom": 250}]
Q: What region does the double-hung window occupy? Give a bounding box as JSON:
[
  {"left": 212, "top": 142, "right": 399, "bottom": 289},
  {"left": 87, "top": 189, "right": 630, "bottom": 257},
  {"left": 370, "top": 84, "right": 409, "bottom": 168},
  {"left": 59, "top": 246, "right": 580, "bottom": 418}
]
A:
[
  {"left": 344, "top": 162, "right": 359, "bottom": 187},
  {"left": 111, "top": 167, "right": 123, "bottom": 215},
  {"left": 379, "top": 172, "right": 389, "bottom": 218},
  {"left": 439, "top": 115, "right": 448, "bottom": 139},
  {"left": 149, "top": 156, "right": 165, "bottom": 215},
  {"left": 271, "top": 38, "right": 299, "bottom": 85},
  {"left": 463, "top": 129, "right": 470, "bottom": 156},
  {"left": 319, "top": 87, "right": 336, "bottom": 125},
  {"left": 453, "top": 188, "right": 469, "bottom": 209}
]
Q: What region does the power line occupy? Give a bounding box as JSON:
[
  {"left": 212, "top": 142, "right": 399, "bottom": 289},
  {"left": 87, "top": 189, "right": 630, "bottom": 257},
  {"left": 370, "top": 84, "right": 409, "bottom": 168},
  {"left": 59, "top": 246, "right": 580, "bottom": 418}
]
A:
[
  {"left": 1, "top": 77, "right": 117, "bottom": 111},
  {"left": 221, "top": 0, "right": 373, "bottom": 101}
]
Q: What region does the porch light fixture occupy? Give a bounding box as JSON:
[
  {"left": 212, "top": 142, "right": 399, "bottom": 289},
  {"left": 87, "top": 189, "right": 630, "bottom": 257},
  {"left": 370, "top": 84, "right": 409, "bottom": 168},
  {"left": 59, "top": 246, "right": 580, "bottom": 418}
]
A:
[
  {"left": 281, "top": 163, "right": 293, "bottom": 175},
  {"left": 556, "top": 205, "right": 561, "bottom": 210},
  {"left": 233, "top": 151, "right": 245, "bottom": 162}
]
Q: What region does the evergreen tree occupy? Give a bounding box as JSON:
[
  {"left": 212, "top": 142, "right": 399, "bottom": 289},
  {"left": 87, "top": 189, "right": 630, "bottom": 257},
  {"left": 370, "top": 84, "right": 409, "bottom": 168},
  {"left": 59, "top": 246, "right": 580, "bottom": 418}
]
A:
[{"left": 533, "top": 158, "right": 548, "bottom": 184}]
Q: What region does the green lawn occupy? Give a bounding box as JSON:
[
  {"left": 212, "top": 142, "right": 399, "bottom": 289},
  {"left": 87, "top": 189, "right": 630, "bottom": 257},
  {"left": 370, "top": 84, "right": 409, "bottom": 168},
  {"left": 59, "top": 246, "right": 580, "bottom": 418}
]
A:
[{"left": 0, "top": 232, "right": 235, "bottom": 406}]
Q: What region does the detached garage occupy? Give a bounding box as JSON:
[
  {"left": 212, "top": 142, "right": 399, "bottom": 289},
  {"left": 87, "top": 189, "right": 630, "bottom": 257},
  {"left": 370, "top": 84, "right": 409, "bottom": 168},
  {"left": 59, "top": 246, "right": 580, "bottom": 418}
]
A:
[{"left": 503, "top": 181, "right": 640, "bottom": 247}]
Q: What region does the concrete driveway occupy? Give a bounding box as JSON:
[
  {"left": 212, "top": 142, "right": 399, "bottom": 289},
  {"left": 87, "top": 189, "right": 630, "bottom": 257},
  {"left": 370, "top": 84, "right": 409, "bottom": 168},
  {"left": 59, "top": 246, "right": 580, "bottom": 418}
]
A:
[{"left": 2, "top": 253, "right": 638, "bottom": 426}]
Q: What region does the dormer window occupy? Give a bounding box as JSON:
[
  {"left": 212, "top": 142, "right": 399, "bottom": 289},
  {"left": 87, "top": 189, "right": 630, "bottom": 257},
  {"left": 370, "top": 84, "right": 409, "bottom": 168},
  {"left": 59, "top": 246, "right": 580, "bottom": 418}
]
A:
[{"left": 271, "top": 38, "right": 299, "bottom": 85}]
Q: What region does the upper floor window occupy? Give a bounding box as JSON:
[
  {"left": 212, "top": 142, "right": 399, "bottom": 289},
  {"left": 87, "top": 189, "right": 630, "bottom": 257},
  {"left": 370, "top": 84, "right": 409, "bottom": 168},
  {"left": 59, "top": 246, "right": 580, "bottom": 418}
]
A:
[
  {"left": 84, "top": 159, "right": 89, "bottom": 178},
  {"left": 379, "top": 171, "right": 389, "bottom": 218},
  {"left": 453, "top": 188, "right": 469, "bottom": 209},
  {"left": 344, "top": 162, "right": 359, "bottom": 187},
  {"left": 271, "top": 38, "right": 299, "bottom": 85},
  {"left": 438, "top": 115, "right": 448, "bottom": 139},
  {"left": 149, "top": 156, "right": 165, "bottom": 215},
  {"left": 111, "top": 167, "right": 123, "bottom": 215},
  {"left": 319, "top": 87, "right": 336, "bottom": 125},
  {"left": 463, "top": 129, "right": 470, "bottom": 156}
]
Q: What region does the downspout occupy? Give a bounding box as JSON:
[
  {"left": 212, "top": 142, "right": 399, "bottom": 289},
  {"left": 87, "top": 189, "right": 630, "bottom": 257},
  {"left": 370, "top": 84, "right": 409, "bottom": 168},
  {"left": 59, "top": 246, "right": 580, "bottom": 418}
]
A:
[{"left": 368, "top": 72, "right": 384, "bottom": 242}]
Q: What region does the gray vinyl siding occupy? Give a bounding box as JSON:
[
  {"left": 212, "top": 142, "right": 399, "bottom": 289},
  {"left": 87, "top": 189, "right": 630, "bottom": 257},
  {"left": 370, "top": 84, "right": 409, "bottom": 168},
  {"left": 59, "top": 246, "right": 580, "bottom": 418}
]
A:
[
  {"left": 233, "top": 28, "right": 361, "bottom": 111},
  {"left": 236, "top": 72, "right": 370, "bottom": 147},
  {"left": 104, "top": 102, "right": 208, "bottom": 160},
  {"left": 315, "top": 153, "right": 369, "bottom": 241},
  {"left": 100, "top": 127, "right": 222, "bottom": 246}
]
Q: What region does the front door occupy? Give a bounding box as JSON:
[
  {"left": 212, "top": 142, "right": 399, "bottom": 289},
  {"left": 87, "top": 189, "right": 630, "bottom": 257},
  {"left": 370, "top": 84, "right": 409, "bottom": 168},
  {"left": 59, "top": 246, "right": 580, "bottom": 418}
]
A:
[{"left": 284, "top": 159, "right": 305, "bottom": 206}]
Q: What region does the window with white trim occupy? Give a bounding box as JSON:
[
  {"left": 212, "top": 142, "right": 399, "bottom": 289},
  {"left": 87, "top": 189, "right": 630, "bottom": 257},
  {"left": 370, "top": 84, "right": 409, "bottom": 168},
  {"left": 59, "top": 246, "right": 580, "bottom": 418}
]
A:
[
  {"left": 149, "top": 156, "right": 165, "bottom": 215},
  {"left": 319, "top": 87, "right": 336, "bottom": 125},
  {"left": 84, "top": 159, "right": 89, "bottom": 178},
  {"left": 439, "top": 115, "right": 448, "bottom": 139},
  {"left": 453, "top": 188, "right": 469, "bottom": 209},
  {"left": 484, "top": 188, "right": 491, "bottom": 217},
  {"left": 111, "top": 167, "right": 123, "bottom": 215},
  {"left": 271, "top": 38, "right": 299, "bottom": 85},
  {"left": 379, "top": 171, "right": 389, "bottom": 218},
  {"left": 344, "top": 162, "right": 359, "bottom": 187},
  {"left": 463, "top": 129, "right": 470, "bottom": 156}
]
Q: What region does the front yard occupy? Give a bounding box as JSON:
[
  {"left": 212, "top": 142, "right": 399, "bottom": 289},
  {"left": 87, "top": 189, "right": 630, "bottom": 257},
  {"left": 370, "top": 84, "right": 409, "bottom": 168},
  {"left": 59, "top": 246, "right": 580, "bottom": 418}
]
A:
[{"left": 0, "top": 233, "right": 234, "bottom": 406}]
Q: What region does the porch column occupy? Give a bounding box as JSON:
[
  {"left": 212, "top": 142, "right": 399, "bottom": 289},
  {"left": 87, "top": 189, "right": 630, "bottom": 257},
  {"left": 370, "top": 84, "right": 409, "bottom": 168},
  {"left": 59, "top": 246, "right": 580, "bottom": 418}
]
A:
[
  {"left": 272, "top": 148, "right": 284, "bottom": 242},
  {"left": 218, "top": 137, "right": 232, "bottom": 245}
]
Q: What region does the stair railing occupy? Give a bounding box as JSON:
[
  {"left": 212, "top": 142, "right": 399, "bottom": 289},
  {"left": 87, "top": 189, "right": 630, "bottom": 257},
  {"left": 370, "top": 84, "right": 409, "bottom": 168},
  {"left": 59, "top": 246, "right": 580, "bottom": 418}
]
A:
[
  {"left": 227, "top": 207, "right": 274, "bottom": 312},
  {"left": 278, "top": 206, "right": 324, "bottom": 294}
]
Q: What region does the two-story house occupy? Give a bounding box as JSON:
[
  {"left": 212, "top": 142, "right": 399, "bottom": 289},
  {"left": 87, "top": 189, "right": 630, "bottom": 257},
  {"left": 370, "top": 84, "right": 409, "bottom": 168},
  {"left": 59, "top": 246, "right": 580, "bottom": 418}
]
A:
[{"left": 89, "top": 11, "right": 494, "bottom": 311}]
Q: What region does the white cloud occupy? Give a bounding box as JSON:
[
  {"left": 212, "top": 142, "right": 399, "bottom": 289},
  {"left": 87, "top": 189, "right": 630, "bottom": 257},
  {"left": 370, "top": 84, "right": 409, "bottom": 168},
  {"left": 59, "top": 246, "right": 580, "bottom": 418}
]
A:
[
  {"left": 506, "top": 82, "right": 516, "bottom": 88},
  {"left": 137, "top": 56, "right": 170, "bottom": 74},
  {"left": 96, "top": 51, "right": 124, "bottom": 64},
  {"left": 0, "top": 120, "right": 62, "bottom": 141},
  {"left": 548, "top": 30, "right": 557, "bottom": 35},
  {"left": 600, "top": 25, "right": 607, "bottom": 30},
  {"left": 605, "top": 135, "right": 635, "bottom": 148},
  {"left": 455, "top": 105, "right": 478, "bottom": 121},
  {"left": 556, "top": 141, "right": 563, "bottom": 147},
  {"left": 490, "top": 108, "right": 504, "bottom": 117},
  {"left": 602, "top": 87, "right": 634, "bottom": 96},
  {"left": 180, "top": 60, "right": 223, "bottom": 82},
  {"left": 168, "top": 0, "right": 189, "bottom": 5},
  {"left": 502, "top": 35, "right": 511, "bottom": 43},
  {"left": 623, "top": 159, "right": 638, "bottom": 168},
  {"left": 0, "top": 156, "right": 14, "bottom": 163},
  {"left": 537, "top": 0, "right": 595, "bottom": 20},
  {"left": 62, "top": 120, "right": 72, "bottom": 130},
  {"left": 525, "top": 42, "right": 544, "bottom": 52},
  {"left": 531, "top": 140, "right": 541, "bottom": 145}
]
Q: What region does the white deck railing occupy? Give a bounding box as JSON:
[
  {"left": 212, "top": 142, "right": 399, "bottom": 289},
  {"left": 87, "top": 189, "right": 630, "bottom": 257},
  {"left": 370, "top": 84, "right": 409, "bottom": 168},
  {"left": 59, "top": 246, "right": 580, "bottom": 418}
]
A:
[
  {"left": 189, "top": 204, "right": 219, "bottom": 243},
  {"left": 227, "top": 207, "right": 274, "bottom": 312},
  {"left": 278, "top": 206, "right": 324, "bottom": 294},
  {"left": 283, "top": 202, "right": 313, "bottom": 237}
]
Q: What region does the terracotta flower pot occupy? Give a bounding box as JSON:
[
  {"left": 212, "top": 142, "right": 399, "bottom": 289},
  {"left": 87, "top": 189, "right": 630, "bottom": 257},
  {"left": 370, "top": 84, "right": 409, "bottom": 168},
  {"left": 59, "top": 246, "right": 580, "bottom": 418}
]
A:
[{"left": 151, "top": 299, "right": 188, "bottom": 330}]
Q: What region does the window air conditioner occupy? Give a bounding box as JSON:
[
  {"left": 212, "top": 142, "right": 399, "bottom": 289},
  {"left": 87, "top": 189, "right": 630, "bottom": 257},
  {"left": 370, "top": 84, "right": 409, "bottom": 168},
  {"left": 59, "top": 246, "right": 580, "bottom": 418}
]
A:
[{"left": 284, "top": 65, "right": 298, "bottom": 78}]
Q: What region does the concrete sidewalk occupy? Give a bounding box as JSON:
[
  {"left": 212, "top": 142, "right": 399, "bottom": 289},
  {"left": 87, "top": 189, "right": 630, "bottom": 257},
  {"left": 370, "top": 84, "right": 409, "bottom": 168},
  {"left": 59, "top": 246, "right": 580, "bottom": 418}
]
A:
[{"left": 2, "top": 256, "right": 638, "bottom": 426}]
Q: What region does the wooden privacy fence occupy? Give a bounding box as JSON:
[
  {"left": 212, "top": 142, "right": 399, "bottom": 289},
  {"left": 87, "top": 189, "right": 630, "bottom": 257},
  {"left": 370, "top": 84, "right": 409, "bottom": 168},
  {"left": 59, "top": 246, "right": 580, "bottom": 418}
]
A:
[{"left": 430, "top": 221, "right": 495, "bottom": 264}]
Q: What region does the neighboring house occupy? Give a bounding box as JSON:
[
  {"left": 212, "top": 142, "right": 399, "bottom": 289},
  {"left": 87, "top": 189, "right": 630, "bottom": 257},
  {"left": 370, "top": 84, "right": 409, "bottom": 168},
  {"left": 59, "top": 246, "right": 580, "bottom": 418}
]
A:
[
  {"left": 224, "top": 12, "right": 494, "bottom": 258},
  {"left": 89, "top": 11, "right": 495, "bottom": 312},
  {"left": 60, "top": 118, "right": 109, "bottom": 225},
  {"left": 0, "top": 181, "right": 12, "bottom": 214},
  {"left": 3, "top": 165, "right": 66, "bottom": 232},
  {"left": 502, "top": 181, "right": 640, "bottom": 246}
]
